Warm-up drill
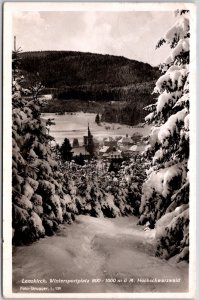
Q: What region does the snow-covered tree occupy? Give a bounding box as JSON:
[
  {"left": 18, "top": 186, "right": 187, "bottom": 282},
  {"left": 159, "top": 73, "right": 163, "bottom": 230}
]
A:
[
  {"left": 12, "top": 48, "right": 76, "bottom": 244},
  {"left": 139, "top": 10, "right": 190, "bottom": 261}
]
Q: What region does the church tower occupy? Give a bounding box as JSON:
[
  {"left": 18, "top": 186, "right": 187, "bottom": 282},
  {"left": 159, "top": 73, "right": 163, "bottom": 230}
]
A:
[{"left": 83, "top": 123, "right": 95, "bottom": 157}]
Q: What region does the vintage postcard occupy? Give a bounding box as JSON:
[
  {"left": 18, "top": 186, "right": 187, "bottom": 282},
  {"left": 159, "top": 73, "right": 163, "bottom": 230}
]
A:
[{"left": 3, "top": 1, "right": 196, "bottom": 298}]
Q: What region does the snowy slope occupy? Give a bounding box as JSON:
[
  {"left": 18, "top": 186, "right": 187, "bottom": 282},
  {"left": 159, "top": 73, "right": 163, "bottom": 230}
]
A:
[{"left": 13, "top": 216, "right": 188, "bottom": 293}]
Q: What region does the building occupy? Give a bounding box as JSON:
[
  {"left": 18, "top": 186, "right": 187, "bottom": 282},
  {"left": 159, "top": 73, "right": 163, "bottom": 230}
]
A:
[
  {"left": 118, "top": 134, "right": 134, "bottom": 146},
  {"left": 129, "top": 144, "right": 146, "bottom": 156},
  {"left": 72, "top": 146, "right": 90, "bottom": 159},
  {"left": 104, "top": 137, "right": 117, "bottom": 148},
  {"left": 83, "top": 124, "right": 95, "bottom": 157},
  {"left": 107, "top": 148, "right": 123, "bottom": 173},
  {"left": 109, "top": 149, "right": 122, "bottom": 160},
  {"left": 99, "top": 145, "right": 111, "bottom": 157},
  {"left": 131, "top": 132, "right": 143, "bottom": 144}
]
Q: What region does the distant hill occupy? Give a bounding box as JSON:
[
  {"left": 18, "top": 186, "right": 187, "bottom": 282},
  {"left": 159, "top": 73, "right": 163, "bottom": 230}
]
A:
[{"left": 19, "top": 51, "right": 160, "bottom": 125}]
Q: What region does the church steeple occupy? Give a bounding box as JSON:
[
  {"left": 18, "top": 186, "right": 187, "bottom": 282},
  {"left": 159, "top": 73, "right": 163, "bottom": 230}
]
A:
[
  {"left": 88, "top": 123, "right": 92, "bottom": 137},
  {"left": 83, "top": 123, "right": 94, "bottom": 157}
]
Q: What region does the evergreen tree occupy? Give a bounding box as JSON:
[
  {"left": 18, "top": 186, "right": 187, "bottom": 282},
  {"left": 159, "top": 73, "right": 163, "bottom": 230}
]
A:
[
  {"left": 139, "top": 10, "right": 190, "bottom": 261},
  {"left": 95, "top": 113, "right": 100, "bottom": 125},
  {"left": 75, "top": 153, "right": 85, "bottom": 166},
  {"left": 60, "top": 138, "right": 72, "bottom": 161},
  {"left": 12, "top": 46, "right": 76, "bottom": 245}
]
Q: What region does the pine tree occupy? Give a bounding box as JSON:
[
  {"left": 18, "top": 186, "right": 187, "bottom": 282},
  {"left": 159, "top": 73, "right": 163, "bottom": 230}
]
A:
[
  {"left": 12, "top": 47, "right": 76, "bottom": 244},
  {"left": 95, "top": 113, "right": 100, "bottom": 125},
  {"left": 60, "top": 138, "right": 72, "bottom": 161},
  {"left": 75, "top": 153, "right": 85, "bottom": 166},
  {"left": 139, "top": 10, "right": 190, "bottom": 261}
]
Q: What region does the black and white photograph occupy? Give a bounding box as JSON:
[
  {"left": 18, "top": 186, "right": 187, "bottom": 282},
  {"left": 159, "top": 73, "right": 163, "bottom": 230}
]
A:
[{"left": 3, "top": 2, "right": 196, "bottom": 298}]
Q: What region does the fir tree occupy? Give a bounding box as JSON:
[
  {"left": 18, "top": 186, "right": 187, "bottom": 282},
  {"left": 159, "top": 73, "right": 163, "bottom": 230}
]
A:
[
  {"left": 12, "top": 46, "right": 76, "bottom": 245},
  {"left": 95, "top": 113, "right": 100, "bottom": 125},
  {"left": 75, "top": 153, "right": 85, "bottom": 166},
  {"left": 60, "top": 138, "right": 72, "bottom": 161},
  {"left": 139, "top": 10, "right": 190, "bottom": 261}
]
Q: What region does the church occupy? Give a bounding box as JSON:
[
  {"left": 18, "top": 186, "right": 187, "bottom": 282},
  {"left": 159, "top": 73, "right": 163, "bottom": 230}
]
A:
[{"left": 83, "top": 124, "right": 95, "bottom": 157}]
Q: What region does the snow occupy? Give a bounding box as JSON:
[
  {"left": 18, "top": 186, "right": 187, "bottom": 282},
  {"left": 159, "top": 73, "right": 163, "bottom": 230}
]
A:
[
  {"left": 155, "top": 204, "right": 188, "bottom": 242},
  {"left": 27, "top": 177, "right": 39, "bottom": 191},
  {"left": 184, "top": 114, "right": 189, "bottom": 130},
  {"left": 148, "top": 126, "right": 160, "bottom": 147},
  {"left": 173, "top": 94, "right": 189, "bottom": 109},
  {"left": 156, "top": 91, "right": 171, "bottom": 114},
  {"left": 39, "top": 180, "right": 56, "bottom": 195},
  {"left": 99, "top": 145, "right": 110, "bottom": 153},
  {"left": 141, "top": 168, "right": 167, "bottom": 207},
  {"left": 154, "top": 67, "right": 188, "bottom": 94},
  {"left": 103, "top": 194, "right": 121, "bottom": 216},
  {"left": 42, "top": 112, "right": 151, "bottom": 145},
  {"left": 13, "top": 216, "right": 188, "bottom": 293},
  {"left": 145, "top": 112, "right": 154, "bottom": 122},
  {"left": 166, "top": 38, "right": 189, "bottom": 63},
  {"left": 40, "top": 94, "right": 53, "bottom": 101},
  {"left": 30, "top": 211, "right": 45, "bottom": 235},
  {"left": 22, "top": 182, "right": 34, "bottom": 201},
  {"left": 153, "top": 149, "right": 164, "bottom": 164},
  {"left": 129, "top": 145, "right": 138, "bottom": 151},
  {"left": 15, "top": 195, "right": 33, "bottom": 211},
  {"left": 165, "top": 17, "right": 189, "bottom": 42},
  {"left": 158, "top": 108, "right": 188, "bottom": 143},
  {"left": 28, "top": 149, "right": 38, "bottom": 159},
  {"left": 138, "top": 12, "right": 190, "bottom": 262},
  {"left": 162, "top": 164, "right": 185, "bottom": 197},
  {"left": 140, "top": 163, "right": 186, "bottom": 211}
]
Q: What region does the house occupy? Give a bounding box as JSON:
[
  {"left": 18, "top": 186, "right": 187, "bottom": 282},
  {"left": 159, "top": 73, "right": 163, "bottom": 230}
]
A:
[
  {"left": 109, "top": 149, "right": 122, "bottom": 159},
  {"left": 118, "top": 134, "right": 134, "bottom": 150},
  {"left": 104, "top": 137, "right": 117, "bottom": 148},
  {"left": 129, "top": 144, "right": 146, "bottom": 156},
  {"left": 99, "top": 145, "right": 111, "bottom": 156},
  {"left": 131, "top": 132, "right": 143, "bottom": 144},
  {"left": 118, "top": 134, "right": 134, "bottom": 146},
  {"left": 107, "top": 149, "right": 123, "bottom": 172},
  {"left": 72, "top": 146, "right": 90, "bottom": 159}
]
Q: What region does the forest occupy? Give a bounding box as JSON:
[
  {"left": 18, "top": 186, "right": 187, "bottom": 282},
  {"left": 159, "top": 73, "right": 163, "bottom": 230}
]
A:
[{"left": 19, "top": 50, "right": 159, "bottom": 125}]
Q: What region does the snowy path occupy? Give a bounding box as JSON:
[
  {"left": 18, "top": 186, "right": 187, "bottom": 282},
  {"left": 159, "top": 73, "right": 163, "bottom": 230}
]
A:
[{"left": 13, "top": 216, "right": 188, "bottom": 293}]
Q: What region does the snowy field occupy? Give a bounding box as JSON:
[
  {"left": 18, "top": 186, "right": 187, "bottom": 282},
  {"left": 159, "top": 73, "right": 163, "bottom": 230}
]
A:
[
  {"left": 42, "top": 112, "right": 151, "bottom": 145},
  {"left": 13, "top": 216, "right": 188, "bottom": 293}
]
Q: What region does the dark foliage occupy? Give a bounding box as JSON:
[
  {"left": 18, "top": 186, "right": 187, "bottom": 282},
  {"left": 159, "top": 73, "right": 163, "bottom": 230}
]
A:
[
  {"left": 19, "top": 50, "right": 159, "bottom": 88},
  {"left": 95, "top": 114, "right": 100, "bottom": 125},
  {"left": 19, "top": 50, "right": 160, "bottom": 126},
  {"left": 60, "top": 138, "right": 73, "bottom": 161}
]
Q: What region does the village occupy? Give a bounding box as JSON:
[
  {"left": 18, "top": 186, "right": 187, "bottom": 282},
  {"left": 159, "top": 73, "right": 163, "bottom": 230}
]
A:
[{"left": 59, "top": 123, "right": 147, "bottom": 174}]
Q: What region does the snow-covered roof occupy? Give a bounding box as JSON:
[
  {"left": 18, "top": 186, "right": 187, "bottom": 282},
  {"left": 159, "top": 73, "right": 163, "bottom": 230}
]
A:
[
  {"left": 110, "top": 150, "right": 122, "bottom": 157},
  {"left": 129, "top": 145, "right": 138, "bottom": 151},
  {"left": 118, "top": 136, "right": 133, "bottom": 144},
  {"left": 104, "top": 137, "right": 114, "bottom": 142},
  {"left": 99, "top": 146, "right": 110, "bottom": 153},
  {"left": 129, "top": 145, "right": 146, "bottom": 152},
  {"left": 72, "top": 147, "right": 90, "bottom": 156}
]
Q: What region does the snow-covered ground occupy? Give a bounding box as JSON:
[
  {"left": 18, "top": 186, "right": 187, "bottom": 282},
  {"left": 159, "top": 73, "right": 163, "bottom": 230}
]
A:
[
  {"left": 13, "top": 216, "right": 188, "bottom": 293},
  {"left": 42, "top": 112, "right": 151, "bottom": 145}
]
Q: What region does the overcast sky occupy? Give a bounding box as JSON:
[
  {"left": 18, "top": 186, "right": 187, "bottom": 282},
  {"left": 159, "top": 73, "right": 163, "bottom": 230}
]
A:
[{"left": 13, "top": 11, "right": 176, "bottom": 66}]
